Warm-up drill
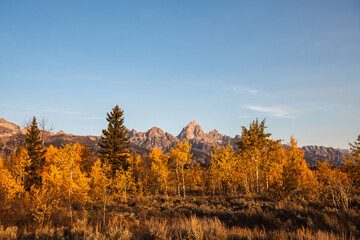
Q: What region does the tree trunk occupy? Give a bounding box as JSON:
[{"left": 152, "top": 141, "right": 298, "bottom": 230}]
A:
[
  {"left": 176, "top": 167, "right": 180, "bottom": 197},
  {"left": 256, "top": 165, "right": 259, "bottom": 194},
  {"left": 69, "top": 171, "right": 73, "bottom": 226},
  {"left": 266, "top": 174, "right": 269, "bottom": 191},
  {"left": 103, "top": 185, "right": 107, "bottom": 227},
  {"left": 165, "top": 178, "right": 168, "bottom": 197},
  {"left": 181, "top": 165, "right": 186, "bottom": 199}
]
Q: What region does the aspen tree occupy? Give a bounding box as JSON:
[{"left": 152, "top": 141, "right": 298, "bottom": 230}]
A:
[
  {"left": 281, "top": 137, "right": 316, "bottom": 200},
  {"left": 170, "top": 140, "right": 193, "bottom": 199},
  {"left": 90, "top": 160, "right": 112, "bottom": 227},
  {"left": 211, "top": 143, "right": 238, "bottom": 195},
  {"left": 126, "top": 153, "right": 143, "bottom": 195},
  {"left": 317, "top": 161, "right": 351, "bottom": 209},
  {"left": 6, "top": 147, "right": 30, "bottom": 186},
  {"left": 149, "top": 148, "right": 170, "bottom": 196},
  {"left": 41, "top": 144, "right": 90, "bottom": 224},
  {"left": 235, "top": 119, "right": 280, "bottom": 195},
  {"left": 0, "top": 157, "right": 24, "bottom": 204}
]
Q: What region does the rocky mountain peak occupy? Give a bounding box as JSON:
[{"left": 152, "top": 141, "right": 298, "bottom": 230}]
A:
[
  {"left": 57, "top": 130, "right": 65, "bottom": 135},
  {"left": 0, "top": 118, "right": 21, "bottom": 137},
  {"left": 178, "top": 121, "right": 204, "bottom": 140},
  {"left": 147, "top": 127, "right": 165, "bottom": 138},
  {"left": 127, "top": 129, "right": 138, "bottom": 138}
]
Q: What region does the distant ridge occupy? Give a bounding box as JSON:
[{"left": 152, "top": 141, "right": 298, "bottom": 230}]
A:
[{"left": 0, "top": 118, "right": 350, "bottom": 166}]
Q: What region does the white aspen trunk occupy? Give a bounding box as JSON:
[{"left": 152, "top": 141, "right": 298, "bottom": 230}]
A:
[
  {"left": 266, "top": 175, "right": 269, "bottom": 191},
  {"left": 176, "top": 167, "right": 180, "bottom": 197},
  {"left": 181, "top": 165, "right": 186, "bottom": 199}
]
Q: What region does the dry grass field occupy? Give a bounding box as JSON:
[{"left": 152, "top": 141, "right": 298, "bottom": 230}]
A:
[{"left": 1, "top": 195, "right": 359, "bottom": 239}]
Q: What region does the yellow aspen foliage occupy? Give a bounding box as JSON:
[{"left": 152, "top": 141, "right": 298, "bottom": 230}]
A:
[
  {"left": 170, "top": 140, "right": 193, "bottom": 198},
  {"left": 185, "top": 163, "right": 204, "bottom": 194},
  {"left": 210, "top": 143, "right": 239, "bottom": 195},
  {"left": 0, "top": 157, "right": 24, "bottom": 204},
  {"left": 112, "top": 168, "right": 133, "bottom": 202},
  {"left": 44, "top": 145, "right": 58, "bottom": 166},
  {"left": 89, "top": 160, "right": 112, "bottom": 225},
  {"left": 5, "top": 147, "right": 30, "bottom": 185},
  {"left": 141, "top": 169, "right": 157, "bottom": 196},
  {"left": 281, "top": 137, "right": 316, "bottom": 200},
  {"left": 317, "top": 161, "right": 351, "bottom": 209},
  {"left": 126, "top": 154, "right": 143, "bottom": 195},
  {"left": 75, "top": 143, "right": 95, "bottom": 175},
  {"left": 29, "top": 187, "right": 54, "bottom": 224},
  {"left": 235, "top": 119, "right": 281, "bottom": 195},
  {"left": 41, "top": 144, "right": 90, "bottom": 223},
  {"left": 260, "top": 140, "right": 283, "bottom": 192},
  {"left": 195, "top": 166, "right": 212, "bottom": 196},
  {"left": 266, "top": 147, "right": 285, "bottom": 199},
  {"left": 149, "top": 148, "right": 170, "bottom": 196}
]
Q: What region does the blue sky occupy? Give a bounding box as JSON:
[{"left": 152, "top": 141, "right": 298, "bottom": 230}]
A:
[{"left": 1, "top": 1, "right": 359, "bottom": 149}]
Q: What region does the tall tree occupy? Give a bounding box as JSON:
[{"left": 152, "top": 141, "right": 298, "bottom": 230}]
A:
[
  {"left": 343, "top": 134, "right": 360, "bottom": 193},
  {"left": 0, "top": 157, "right": 24, "bottom": 204},
  {"left": 235, "top": 118, "right": 280, "bottom": 195},
  {"left": 24, "top": 116, "right": 45, "bottom": 191},
  {"left": 89, "top": 160, "right": 112, "bottom": 226},
  {"left": 210, "top": 143, "right": 239, "bottom": 196},
  {"left": 281, "top": 137, "right": 316, "bottom": 200},
  {"left": 99, "top": 105, "right": 130, "bottom": 177},
  {"left": 170, "top": 140, "right": 193, "bottom": 199},
  {"left": 149, "top": 148, "right": 170, "bottom": 196},
  {"left": 5, "top": 147, "right": 30, "bottom": 186},
  {"left": 317, "top": 161, "right": 351, "bottom": 209}
]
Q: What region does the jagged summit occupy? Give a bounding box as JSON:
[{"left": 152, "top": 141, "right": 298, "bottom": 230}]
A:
[
  {"left": 57, "top": 130, "right": 65, "bottom": 135},
  {"left": 178, "top": 121, "right": 205, "bottom": 140},
  {"left": 147, "top": 127, "right": 165, "bottom": 137},
  {"left": 0, "top": 118, "right": 21, "bottom": 137}
]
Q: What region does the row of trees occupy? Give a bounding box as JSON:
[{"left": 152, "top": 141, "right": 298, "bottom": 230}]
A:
[{"left": 0, "top": 106, "right": 359, "bottom": 225}]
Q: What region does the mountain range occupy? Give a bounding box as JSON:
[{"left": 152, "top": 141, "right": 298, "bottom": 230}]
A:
[{"left": 0, "top": 118, "right": 350, "bottom": 166}]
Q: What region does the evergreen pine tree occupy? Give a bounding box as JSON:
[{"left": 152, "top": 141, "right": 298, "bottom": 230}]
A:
[
  {"left": 344, "top": 135, "right": 360, "bottom": 192},
  {"left": 24, "top": 116, "right": 45, "bottom": 191},
  {"left": 99, "top": 105, "right": 130, "bottom": 177},
  {"left": 349, "top": 135, "right": 360, "bottom": 163}
]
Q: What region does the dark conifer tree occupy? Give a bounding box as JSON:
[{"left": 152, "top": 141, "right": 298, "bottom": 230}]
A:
[
  {"left": 344, "top": 135, "right": 360, "bottom": 192},
  {"left": 99, "top": 105, "right": 130, "bottom": 176},
  {"left": 24, "top": 116, "right": 45, "bottom": 191}
]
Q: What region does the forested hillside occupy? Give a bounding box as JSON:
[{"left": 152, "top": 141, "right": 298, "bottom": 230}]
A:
[{"left": 0, "top": 109, "right": 359, "bottom": 239}]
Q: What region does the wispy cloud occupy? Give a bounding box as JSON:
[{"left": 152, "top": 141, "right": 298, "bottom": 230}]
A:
[
  {"left": 225, "top": 86, "right": 259, "bottom": 95},
  {"left": 246, "top": 105, "right": 296, "bottom": 119}
]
